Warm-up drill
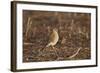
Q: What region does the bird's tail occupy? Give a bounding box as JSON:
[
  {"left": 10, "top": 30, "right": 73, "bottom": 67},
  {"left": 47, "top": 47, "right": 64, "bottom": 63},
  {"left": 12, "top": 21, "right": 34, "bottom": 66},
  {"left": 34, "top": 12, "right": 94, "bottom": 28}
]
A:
[
  {"left": 46, "top": 43, "right": 51, "bottom": 47},
  {"left": 39, "top": 43, "right": 51, "bottom": 52}
]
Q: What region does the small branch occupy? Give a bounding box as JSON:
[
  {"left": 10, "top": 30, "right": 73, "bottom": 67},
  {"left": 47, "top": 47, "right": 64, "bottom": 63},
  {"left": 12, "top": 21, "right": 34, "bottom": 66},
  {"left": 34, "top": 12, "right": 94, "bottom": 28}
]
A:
[
  {"left": 24, "top": 42, "right": 33, "bottom": 45},
  {"left": 68, "top": 47, "right": 82, "bottom": 59},
  {"left": 25, "top": 17, "right": 32, "bottom": 38}
]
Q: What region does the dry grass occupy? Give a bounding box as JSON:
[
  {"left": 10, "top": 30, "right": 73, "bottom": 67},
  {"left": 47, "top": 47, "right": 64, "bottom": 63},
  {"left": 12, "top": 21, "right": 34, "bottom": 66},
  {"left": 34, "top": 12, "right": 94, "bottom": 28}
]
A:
[{"left": 23, "top": 10, "right": 91, "bottom": 62}]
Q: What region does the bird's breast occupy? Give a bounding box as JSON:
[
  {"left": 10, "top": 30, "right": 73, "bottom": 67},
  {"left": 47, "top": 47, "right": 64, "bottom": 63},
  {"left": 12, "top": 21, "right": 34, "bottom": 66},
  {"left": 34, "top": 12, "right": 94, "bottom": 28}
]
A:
[{"left": 50, "top": 31, "right": 59, "bottom": 45}]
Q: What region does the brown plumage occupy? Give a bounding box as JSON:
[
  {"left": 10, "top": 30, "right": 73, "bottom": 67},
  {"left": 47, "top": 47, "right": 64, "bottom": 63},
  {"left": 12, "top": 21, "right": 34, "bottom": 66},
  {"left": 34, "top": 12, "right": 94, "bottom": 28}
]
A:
[
  {"left": 46, "top": 28, "right": 59, "bottom": 47},
  {"left": 39, "top": 28, "right": 59, "bottom": 55}
]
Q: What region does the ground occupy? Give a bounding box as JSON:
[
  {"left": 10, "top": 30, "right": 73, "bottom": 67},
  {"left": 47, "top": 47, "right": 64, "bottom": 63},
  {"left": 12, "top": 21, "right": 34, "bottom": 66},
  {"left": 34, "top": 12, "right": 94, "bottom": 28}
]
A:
[{"left": 23, "top": 10, "right": 91, "bottom": 62}]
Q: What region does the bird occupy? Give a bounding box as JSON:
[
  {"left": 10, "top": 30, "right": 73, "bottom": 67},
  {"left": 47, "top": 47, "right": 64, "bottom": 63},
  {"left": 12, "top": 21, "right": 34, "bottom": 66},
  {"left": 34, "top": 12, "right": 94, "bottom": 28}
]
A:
[
  {"left": 46, "top": 28, "right": 59, "bottom": 48},
  {"left": 38, "top": 28, "right": 59, "bottom": 57},
  {"left": 38, "top": 28, "right": 59, "bottom": 55}
]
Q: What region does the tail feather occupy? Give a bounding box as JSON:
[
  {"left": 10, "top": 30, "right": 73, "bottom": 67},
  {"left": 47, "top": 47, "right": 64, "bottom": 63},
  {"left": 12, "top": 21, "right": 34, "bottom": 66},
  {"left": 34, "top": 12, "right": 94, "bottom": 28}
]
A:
[
  {"left": 39, "top": 43, "right": 51, "bottom": 52},
  {"left": 46, "top": 43, "right": 51, "bottom": 47}
]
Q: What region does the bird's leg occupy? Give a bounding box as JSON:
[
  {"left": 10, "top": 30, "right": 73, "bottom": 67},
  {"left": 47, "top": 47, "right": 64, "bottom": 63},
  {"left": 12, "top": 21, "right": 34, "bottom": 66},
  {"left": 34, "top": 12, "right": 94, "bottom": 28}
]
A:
[{"left": 51, "top": 46, "right": 55, "bottom": 49}]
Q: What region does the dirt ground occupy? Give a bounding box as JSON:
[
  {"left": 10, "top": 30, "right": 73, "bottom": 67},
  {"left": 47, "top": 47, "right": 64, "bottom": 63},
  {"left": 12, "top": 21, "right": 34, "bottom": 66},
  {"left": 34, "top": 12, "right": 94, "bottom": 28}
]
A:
[{"left": 23, "top": 10, "right": 91, "bottom": 62}]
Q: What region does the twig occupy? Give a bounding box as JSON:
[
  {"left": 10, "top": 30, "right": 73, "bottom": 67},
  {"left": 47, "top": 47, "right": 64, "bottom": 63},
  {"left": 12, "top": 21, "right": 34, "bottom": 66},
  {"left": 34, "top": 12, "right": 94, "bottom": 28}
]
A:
[
  {"left": 68, "top": 47, "right": 82, "bottom": 59},
  {"left": 24, "top": 42, "right": 33, "bottom": 45},
  {"left": 25, "top": 17, "right": 32, "bottom": 38}
]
